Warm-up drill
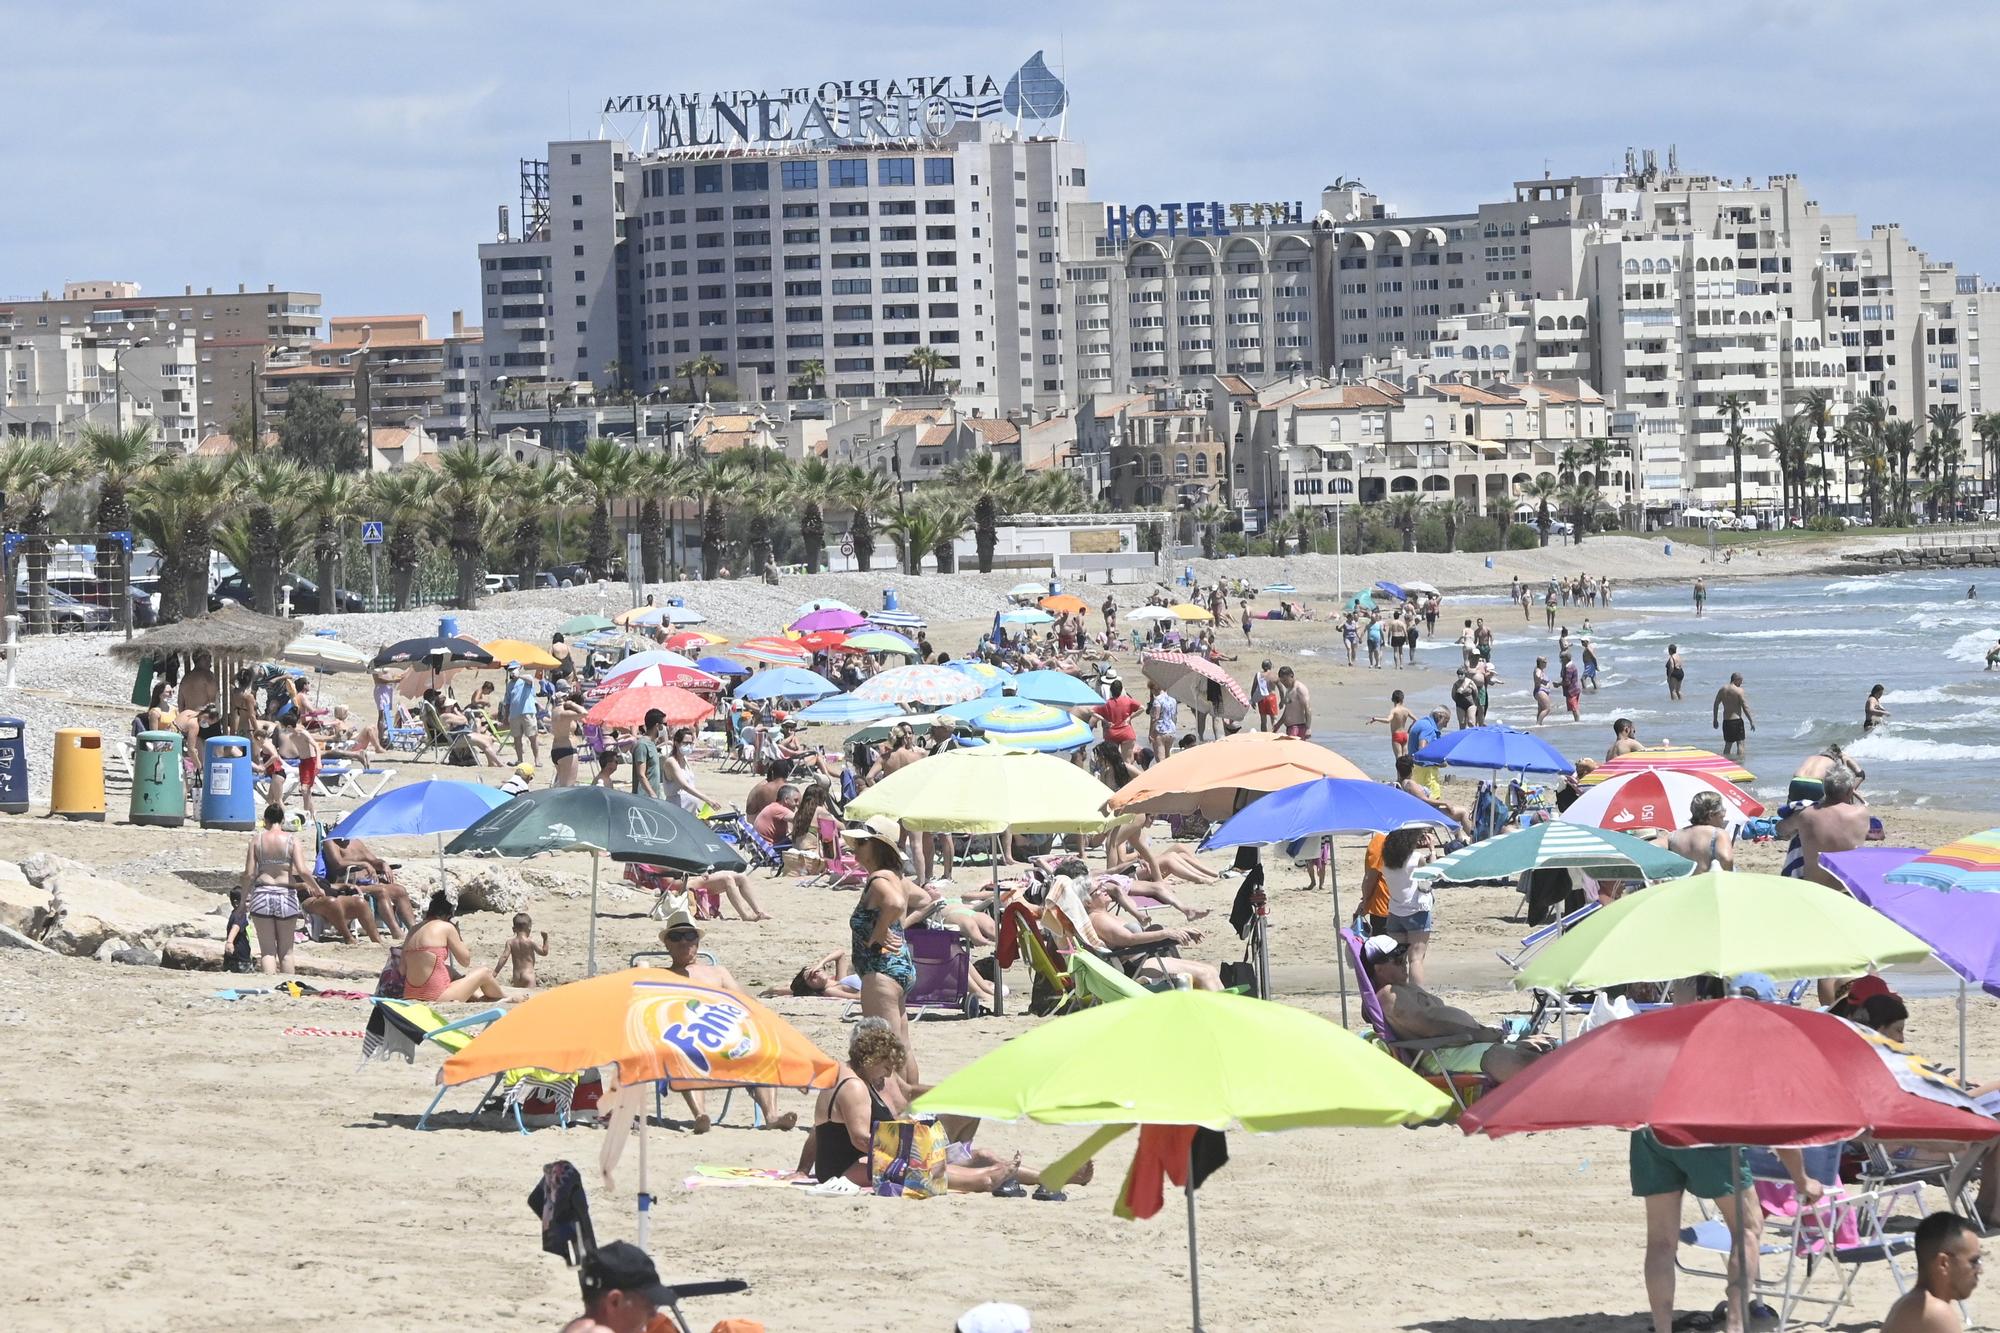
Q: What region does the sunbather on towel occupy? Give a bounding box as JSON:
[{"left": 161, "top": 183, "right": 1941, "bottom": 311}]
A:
[
  {"left": 1359, "top": 935, "right": 1550, "bottom": 1083},
  {"left": 657, "top": 910, "right": 798, "bottom": 1135}
]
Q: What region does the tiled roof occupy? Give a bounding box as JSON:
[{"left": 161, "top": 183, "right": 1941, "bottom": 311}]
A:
[
  {"left": 917, "top": 425, "right": 952, "bottom": 446},
  {"left": 961, "top": 418, "right": 1020, "bottom": 443},
  {"left": 1214, "top": 374, "right": 1258, "bottom": 396},
  {"left": 886, "top": 408, "right": 943, "bottom": 429}
]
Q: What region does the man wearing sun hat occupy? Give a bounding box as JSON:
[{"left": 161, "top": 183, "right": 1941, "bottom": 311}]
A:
[
  {"left": 652, "top": 905, "right": 796, "bottom": 1134},
  {"left": 503, "top": 659, "right": 541, "bottom": 766}
]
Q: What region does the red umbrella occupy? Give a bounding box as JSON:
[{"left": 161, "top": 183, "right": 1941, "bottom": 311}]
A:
[
  {"left": 594, "top": 662, "right": 723, "bottom": 694},
  {"left": 583, "top": 685, "right": 714, "bottom": 731},
  {"left": 1558, "top": 768, "right": 1764, "bottom": 833},
  {"left": 1461, "top": 1000, "right": 1999, "bottom": 1148},
  {"left": 790, "top": 629, "right": 848, "bottom": 652},
  {"left": 663, "top": 631, "right": 717, "bottom": 653}
]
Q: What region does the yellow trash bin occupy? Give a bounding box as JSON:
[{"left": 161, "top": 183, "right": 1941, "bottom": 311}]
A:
[{"left": 52, "top": 727, "right": 105, "bottom": 822}]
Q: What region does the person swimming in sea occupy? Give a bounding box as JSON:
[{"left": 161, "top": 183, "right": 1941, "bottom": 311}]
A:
[
  {"left": 1863, "top": 683, "right": 1889, "bottom": 732},
  {"left": 1987, "top": 638, "right": 2000, "bottom": 672}
]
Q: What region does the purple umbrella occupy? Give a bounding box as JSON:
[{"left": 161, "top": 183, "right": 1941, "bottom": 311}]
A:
[
  {"left": 788, "top": 608, "right": 869, "bottom": 634},
  {"left": 1826, "top": 846, "right": 1999, "bottom": 1077}
]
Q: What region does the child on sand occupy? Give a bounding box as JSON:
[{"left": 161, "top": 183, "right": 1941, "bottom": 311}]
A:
[{"left": 496, "top": 912, "right": 549, "bottom": 988}]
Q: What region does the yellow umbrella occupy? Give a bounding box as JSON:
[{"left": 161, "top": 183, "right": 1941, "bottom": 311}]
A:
[
  {"left": 1169, "top": 603, "right": 1213, "bottom": 621},
  {"left": 479, "top": 638, "right": 560, "bottom": 670}
]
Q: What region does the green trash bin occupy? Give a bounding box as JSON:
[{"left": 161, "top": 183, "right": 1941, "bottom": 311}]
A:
[{"left": 130, "top": 729, "right": 186, "bottom": 828}]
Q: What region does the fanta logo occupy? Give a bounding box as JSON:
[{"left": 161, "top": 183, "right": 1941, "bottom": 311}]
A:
[{"left": 658, "top": 998, "right": 756, "bottom": 1075}]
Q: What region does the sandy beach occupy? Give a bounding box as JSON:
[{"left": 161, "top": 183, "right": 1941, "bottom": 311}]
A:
[{"left": 0, "top": 542, "right": 1986, "bottom": 1332}]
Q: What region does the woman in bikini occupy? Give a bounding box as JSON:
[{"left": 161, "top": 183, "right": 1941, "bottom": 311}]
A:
[
  {"left": 241, "top": 803, "right": 311, "bottom": 974},
  {"left": 1532, "top": 656, "right": 1553, "bottom": 726},
  {"left": 1664, "top": 790, "right": 1735, "bottom": 872},
  {"left": 548, "top": 693, "right": 587, "bottom": 787},
  {"left": 399, "top": 891, "right": 504, "bottom": 1004},
  {"left": 842, "top": 816, "right": 918, "bottom": 1081}
]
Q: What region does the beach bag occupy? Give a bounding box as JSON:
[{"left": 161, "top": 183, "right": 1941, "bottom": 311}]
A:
[
  {"left": 374, "top": 947, "right": 406, "bottom": 999},
  {"left": 871, "top": 1117, "right": 949, "bottom": 1199}
]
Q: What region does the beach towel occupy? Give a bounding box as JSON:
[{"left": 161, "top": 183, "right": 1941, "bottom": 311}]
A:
[
  {"left": 1043, "top": 877, "right": 1107, "bottom": 952},
  {"left": 681, "top": 1167, "right": 811, "bottom": 1191},
  {"left": 527, "top": 1160, "right": 595, "bottom": 1266},
  {"left": 1114, "top": 1125, "right": 1229, "bottom": 1221}
]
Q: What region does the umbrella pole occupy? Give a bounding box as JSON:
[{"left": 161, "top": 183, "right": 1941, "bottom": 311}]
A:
[
  {"left": 1960, "top": 976, "right": 1970, "bottom": 1084},
  {"left": 588, "top": 851, "right": 601, "bottom": 977},
  {"left": 1186, "top": 1144, "right": 1204, "bottom": 1333},
  {"left": 990, "top": 838, "right": 1006, "bottom": 1017},
  {"left": 1330, "top": 840, "right": 1350, "bottom": 1028},
  {"left": 1728, "top": 1145, "right": 1749, "bottom": 1329},
  {"left": 637, "top": 1099, "right": 652, "bottom": 1249}
]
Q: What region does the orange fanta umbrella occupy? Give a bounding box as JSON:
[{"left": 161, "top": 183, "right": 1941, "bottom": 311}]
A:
[
  {"left": 1580, "top": 744, "right": 1753, "bottom": 786},
  {"left": 1039, "top": 593, "right": 1089, "bottom": 615},
  {"left": 1110, "top": 732, "right": 1368, "bottom": 820}
]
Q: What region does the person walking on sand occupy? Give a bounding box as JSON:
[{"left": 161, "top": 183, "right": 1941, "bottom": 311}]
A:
[
  {"left": 1276, "top": 665, "right": 1312, "bottom": 738},
  {"left": 1369, "top": 689, "right": 1416, "bottom": 761},
  {"left": 1250, "top": 659, "right": 1278, "bottom": 732},
  {"left": 1712, "top": 672, "right": 1755, "bottom": 759},
  {"left": 1665, "top": 644, "right": 1686, "bottom": 701}
]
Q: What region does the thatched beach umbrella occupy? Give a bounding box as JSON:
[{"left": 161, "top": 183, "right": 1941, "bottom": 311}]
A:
[{"left": 110, "top": 606, "right": 303, "bottom": 714}]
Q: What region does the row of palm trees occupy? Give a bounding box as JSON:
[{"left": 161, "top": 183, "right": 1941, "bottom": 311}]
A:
[
  {"left": 1720, "top": 391, "right": 2000, "bottom": 526},
  {"left": 0, "top": 428, "right": 1090, "bottom": 626}
]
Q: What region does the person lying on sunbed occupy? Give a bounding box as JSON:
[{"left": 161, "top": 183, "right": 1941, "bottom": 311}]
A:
[
  {"left": 1081, "top": 883, "right": 1222, "bottom": 991},
  {"left": 322, "top": 836, "right": 418, "bottom": 934},
  {"left": 1359, "top": 935, "right": 1550, "bottom": 1083}
]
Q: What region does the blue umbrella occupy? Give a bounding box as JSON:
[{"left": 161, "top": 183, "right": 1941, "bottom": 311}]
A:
[
  {"left": 998, "top": 607, "right": 1055, "bottom": 626},
  {"left": 794, "top": 694, "right": 902, "bottom": 725},
  {"left": 1011, "top": 669, "right": 1105, "bottom": 708},
  {"left": 696, "top": 655, "right": 751, "bottom": 677},
  {"left": 328, "top": 778, "right": 515, "bottom": 893},
  {"left": 1413, "top": 724, "right": 1573, "bottom": 775},
  {"left": 733, "top": 667, "right": 838, "bottom": 701},
  {"left": 870, "top": 609, "right": 927, "bottom": 630},
  {"left": 1374, "top": 580, "right": 1409, "bottom": 601}
]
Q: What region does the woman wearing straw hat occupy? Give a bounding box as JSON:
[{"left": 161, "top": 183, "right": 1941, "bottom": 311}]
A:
[{"left": 841, "top": 815, "right": 921, "bottom": 1081}]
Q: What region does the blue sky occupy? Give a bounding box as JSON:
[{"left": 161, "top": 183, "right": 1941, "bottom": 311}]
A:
[{"left": 7, "top": 0, "right": 1996, "bottom": 327}]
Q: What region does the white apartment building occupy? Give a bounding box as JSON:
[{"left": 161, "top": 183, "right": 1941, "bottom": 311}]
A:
[{"left": 1, "top": 327, "right": 201, "bottom": 447}]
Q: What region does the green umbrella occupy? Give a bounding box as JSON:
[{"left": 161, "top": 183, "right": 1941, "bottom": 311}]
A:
[
  {"left": 445, "top": 787, "right": 745, "bottom": 975},
  {"left": 1514, "top": 869, "right": 1932, "bottom": 995},
  {"left": 913, "top": 990, "right": 1449, "bottom": 1329},
  {"left": 1417, "top": 821, "right": 1695, "bottom": 886},
  {"left": 556, "top": 613, "right": 616, "bottom": 637},
  {"left": 844, "top": 712, "right": 979, "bottom": 746}
]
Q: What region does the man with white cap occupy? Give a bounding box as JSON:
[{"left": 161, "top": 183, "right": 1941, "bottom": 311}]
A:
[
  {"left": 654, "top": 905, "right": 797, "bottom": 1134},
  {"left": 957, "top": 1302, "right": 1032, "bottom": 1332}
]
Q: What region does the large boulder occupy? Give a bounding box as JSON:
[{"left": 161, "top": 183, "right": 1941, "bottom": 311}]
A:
[
  {"left": 0, "top": 861, "right": 40, "bottom": 938},
  {"left": 7, "top": 853, "right": 203, "bottom": 956},
  {"left": 160, "top": 936, "right": 384, "bottom": 980},
  {"left": 455, "top": 864, "right": 531, "bottom": 915}
]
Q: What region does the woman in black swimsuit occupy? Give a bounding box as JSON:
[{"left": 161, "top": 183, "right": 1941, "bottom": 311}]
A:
[
  {"left": 1665, "top": 643, "right": 1686, "bottom": 701},
  {"left": 805, "top": 1018, "right": 905, "bottom": 1184}
]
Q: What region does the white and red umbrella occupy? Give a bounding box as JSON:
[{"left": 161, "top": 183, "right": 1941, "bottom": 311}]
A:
[
  {"left": 735, "top": 636, "right": 812, "bottom": 666},
  {"left": 1140, "top": 651, "right": 1250, "bottom": 722},
  {"left": 852, "top": 663, "right": 987, "bottom": 707},
  {"left": 1560, "top": 768, "right": 1765, "bottom": 833},
  {"left": 583, "top": 684, "right": 714, "bottom": 731},
  {"left": 596, "top": 662, "right": 722, "bottom": 694}
]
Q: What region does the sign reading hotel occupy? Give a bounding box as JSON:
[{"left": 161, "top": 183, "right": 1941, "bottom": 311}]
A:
[
  {"left": 1103, "top": 201, "right": 1307, "bottom": 244},
  {"left": 605, "top": 50, "right": 1069, "bottom": 151}
]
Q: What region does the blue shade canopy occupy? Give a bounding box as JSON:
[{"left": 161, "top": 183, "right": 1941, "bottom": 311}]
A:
[
  {"left": 329, "top": 779, "right": 512, "bottom": 839},
  {"left": 793, "top": 694, "right": 901, "bottom": 725},
  {"left": 1374, "top": 581, "right": 1409, "bottom": 601},
  {"left": 953, "top": 700, "right": 1094, "bottom": 753},
  {"left": 695, "top": 655, "right": 750, "bottom": 677},
  {"left": 1201, "top": 777, "right": 1456, "bottom": 851},
  {"left": 732, "top": 667, "right": 839, "bottom": 701},
  {"left": 1010, "top": 669, "right": 1105, "bottom": 708},
  {"left": 1413, "top": 724, "right": 1573, "bottom": 775}
]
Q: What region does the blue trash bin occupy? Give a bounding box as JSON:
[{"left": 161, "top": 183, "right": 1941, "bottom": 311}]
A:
[
  {"left": 200, "top": 735, "right": 256, "bottom": 831},
  {"left": 0, "top": 716, "right": 25, "bottom": 814},
  {"left": 438, "top": 615, "right": 460, "bottom": 639},
  {"left": 882, "top": 588, "right": 900, "bottom": 611}
]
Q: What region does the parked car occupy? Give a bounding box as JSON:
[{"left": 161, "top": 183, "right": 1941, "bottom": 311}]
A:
[
  {"left": 46, "top": 577, "right": 157, "bottom": 627},
  {"left": 210, "top": 572, "right": 365, "bottom": 615},
  {"left": 45, "top": 588, "right": 117, "bottom": 632}
]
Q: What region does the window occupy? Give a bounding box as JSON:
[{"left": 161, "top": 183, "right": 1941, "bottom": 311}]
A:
[
  {"left": 781, "top": 202, "right": 818, "bottom": 219},
  {"left": 925, "top": 199, "right": 955, "bottom": 215},
  {"left": 782, "top": 161, "right": 818, "bottom": 191},
  {"left": 924, "top": 157, "right": 954, "bottom": 186},
  {"left": 830, "top": 201, "right": 869, "bottom": 218},
  {"left": 879, "top": 200, "right": 916, "bottom": 215},
  {"left": 829, "top": 159, "right": 867, "bottom": 188},
  {"left": 878, "top": 157, "right": 915, "bottom": 186},
  {"left": 731, "top": 162, "right": 769, "bottom": 192},
  {"left": 693, "top": 165, "right": 722, "bottom": 194},
  {"left": 831, "top": 278, "right": 872, "bottom": 295}
]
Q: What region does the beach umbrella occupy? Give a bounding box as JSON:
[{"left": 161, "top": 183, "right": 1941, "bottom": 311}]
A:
[
  {"left": 1374, "top": 580, "right": 1409, "bottom": 601},
  {"left": 944, "top": 660, "right": 1014, "bottom": 694},
  {"left": 788, "top": 629, "right": 849, "bottom": 652},
  {"left": 1416, "top": 821, "right": 1696, "bottom": 886},
  {"left": 1412, "top": 724, "right": 1572, "bottom": 776},
  {"left": 1200, "top": 777, "right": 1458, "bottom": 1019},
  {"left": 795, "top": 597, "right": 858, "bottom": 617},
  {"left": 732, "top": 667, "right": 838, "bottom": 702},
  {"left": 1260, "top": 583, "right": 1298, "bottom": 595},
  {"left": 853, "top": 663, "right": 987, "bottom": 706},
  {"left": 576, "top": 629, "right": 649, "bottom": 655},
  {"left": 789, "top": 607, "right": 869, "bottom": 634},
  {"left": 280, "top": 636, "right": 370, "bottom": 674},
  {"left": 446, "top": 786, "right": 745, "bottom": 975},
  {"left": 595, "top": 661, "right": 722, "bottom": 693},
  {"left": 1110, "top": 733, "right": 1369, "bottom": 819},
  {"left": 1168, "top": 603, "right": 1212, "bottom": 621},
  {"left": 1401, "top": 580, "right": 1439, "bottom": 597},
  {"left": 441, "top": 968, "right": 839, "bottom": 1245},
  {"left": 1010, "top": 668, "right": 1105, "bottom": 708},
  {"left": 1458, "top": 999, "right": 2000, "bottom": 1324},
  {"left": 1040, "top": 593, "right": 1089, "bottom": 615},
  {"left": 1830, "top": 845, "right": 2000, "bottom": 1078},
  {"left": 954, "top": 700, "right": 1093, "bottom": 753},
  {"left": 914, "top": 990, "right": 1452, "bottom": 1330},
  {"left": 478, "top": 638, "right": 561, "bottom": 670},
  {"left": 733, "top": 636, "right": 811, "bottom": 666},
  {"left": 663, "top": 630, "right": 725, "bottom": 652},
  {"left": 556, "top": 614, "right": 616, "bottom": 637},
  {"left": 1007, "top": 581, "right": 1047, "bottom": 600},
  {"left": 1344, "top": 592, "right": 1375, "bottom": 612},
  {"left": 372, "top": 635, "right": 494, "bottom": 669},
  {"left": 1512, "top": 870, "right": 1931, "bottom": 996},
  {"left": 1140, "top": 651, "right": 1250, "bottom": 722},
  {"left": 1126, "top": 607, "right": 1177, "bottom": 624},
  {"left": 1559, "top": 768, "right": 1763, "bottom": 832},
  {"left": 845, "top": 712, "right": 976, "bottom": 747},
  {"left": 868, "top": 609, "right": 926, "bottom": 630},
  {"left": 602, "top": 649, "right": 702, "bottom": 681},
  {"left": 997, "top": 607, "right": 1055, "bottom": 626},
  {"left": 1884, "top": 827, "right": 2000, "bottom": 894},
  {"left": 793, "top": 694, "right": 901, "bottom": 726},
  {"left": 695, "top": 655, "right": 750, "bottom": 678},
  {"left": 329, "top": 777, "right": 514, "bottom": 886},
  {"left": 617, "top": 604, "right": 705, "bottom": 627},
  {"left": 840, "top": 629, "right": 920, "bottom": 657},
  {"left": 584, "top": 685, "right": 714, "bottom": 732},
  {"left": 1580, "top": 745, "right": 1755, "bottom": 786}
]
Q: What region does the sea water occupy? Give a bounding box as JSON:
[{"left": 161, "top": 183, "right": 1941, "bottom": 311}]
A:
[{"left": 1311, "top": 567, "right": 2000, "bottom": 808}]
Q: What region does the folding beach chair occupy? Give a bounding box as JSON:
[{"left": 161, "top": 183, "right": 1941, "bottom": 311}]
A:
[
  {"left": 359, "top": 998, "right": 577, "bottom": 1134},
  {"left": 800, "top": 814, "right": 867, "bottom": 889},
  {"left": 315, "top": 759, "right": 397, "bottom": 802},
  {"left": 1065, "top": 946, "right": 1153, "bottom": 1009},
  {"left": 384, "top": 705, "right": 427, "bottom": 754},
  {"left": 899, "top": 925, "right": 979, "bottom": 1019},
  {"left": 706, "top": 810, "right": 783, "bottom": 875},
  {"left": 417, "top": 699, "right": 475, "bottom": 765},
  {"left": 1340, "top": 928, "right": 1490, "bottom": 1117}
]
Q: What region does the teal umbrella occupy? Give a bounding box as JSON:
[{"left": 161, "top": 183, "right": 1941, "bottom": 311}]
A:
[{"left": 1417, "top": 821, "right": 1696, "bottom": 886}]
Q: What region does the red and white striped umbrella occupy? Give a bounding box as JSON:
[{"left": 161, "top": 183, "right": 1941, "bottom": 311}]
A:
[
  {"left": 595, "top": 662, "right": 722, "bottom": 694},
  {"left": 1140, "top": 651, "right": 1250, "bottom": 722},
  {"left": 734, "top": 636, "right": 812, "bottom": 666},
  {"left": 1559, "top": 768, "right": 1765, "bottom": 834}
]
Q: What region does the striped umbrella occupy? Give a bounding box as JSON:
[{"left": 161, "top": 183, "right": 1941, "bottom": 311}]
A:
[
  {"left": 602, "top": 650, "right": 702, "bottom": 682},
  {"left": 852, "top": 663, "right": 987, "bottom": 706},
  {"left": 840, "top": 629, "right": 920, "bottom": 656},
  {"left": 734, "top": 636, "right": 812, "bottom": 666},
  {"left": 594, "top": 661, "right": 722, "bottom": 694},
  {"left": 1417, "top": 821, "right": 1696, "bottom": 886},
  {"left": 955, "top": 700, "right": 1094, "bottom": 753},
  {"left": 1581, "top": 745, "right": 1755, "bottom": 786},
  {"left": 1886, "top": 829, "right": 2000, "bottom": 894},
  {"left": 793, "top": 694, "right": 902, "bottom": 726},
  {"left": 663, "top": 630, "right": 725, "bottom": 651},
  {"left": 1559, "top": 769, "right": 1765, "bottom": 834},
  {"left": 869, "top": 609, "right": 927, "bottom": 630},
  {"left": 945, "top": 660, "right": 1014, "bottom": 694},
  {"left": 1140, "top": 650, "right": 1250, "bottom": 722}
]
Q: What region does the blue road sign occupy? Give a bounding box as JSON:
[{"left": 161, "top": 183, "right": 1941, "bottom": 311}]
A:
[{"left": 361, "top": 520, "right": 386, "bottom": 546}]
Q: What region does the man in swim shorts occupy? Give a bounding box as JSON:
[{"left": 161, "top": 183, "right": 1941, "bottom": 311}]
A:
[
  {"left": 1711, "top": 672, "right": 1754, "bottom": 760},
  {"left": 1370, "top": 689, "right": 1416, "bottom": 760}
]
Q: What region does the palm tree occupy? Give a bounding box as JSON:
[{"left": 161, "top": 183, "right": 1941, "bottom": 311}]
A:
[
  {"left": 1796, "top": 388, "right": 1834, "bottom": 517},
  {"left": 791, "top": 359, "right": 825, "bottom": 401},
  {"left": 882, "top": 504, "right": 942, "bottom": 575},
  {"left": 690, "top": 455, "right": 727, "bottom": 580},
  {"left": 79, "top": 425, "right": 161, "bottom": 587},
  {"left": 1436, "top": 496, "right": 1473, "bottom": 553},
  {"left": 903, "top": 346, "right": 949, "bottom": 395},
  {"left": 1851, "top": 396, "right": 1888, "bottom": 520},
  {"left": 1561, "top": 482, "right": 1604, "bottom": 544},
  {"left": 1882, "top": 418, "right": 1918, "bottom": 525},
  {"left": 1021, "top": 467, "right": 1089, "bottom": 514},
  {"left": 921, "top": 494, "right": 971, "bottom": 572},
  {"left": 304, "top": 468, "right": 364, "bottom": 615},
  {"left": 630, "top": 450, "right": 692, "bottom": 582},
  {"left": 1523, "top": 475, "right": 1562, "bottom": 547},
  {"left": 1915, "top": 426, "right": 1946, "bottom": 524},
  {"left": 1716, "top": 393, "right": 1750, "bottom": 518},
  {"left": 1848, "top": 426, "right": 1887, "bottom": 529},
  {"left": 1555, "top": 445, "right": 1580, "bottom": 486},
  {"left": 733, "top": 452, "right": 794, "bottom": 577},
  {"left": 506, "top": 458, "right": 570, "bottom": 585},
  {"left": 838, "top": 464, "right": 897, "bottom": 573},
  {"left": 1382, "top": 493, "right": 1424, "bottom": 553},
  {"left": 430, "top": 443, "right": 510, "bottom": 608},
  {"left": 570, "top": 437, "right": 635, "bottom": 579},
  {"left": 1191, "top": 502, "right": 1227, "bottom": 559},
  {"left": 1762, "top": 418, "right": 1807, "bottom": 527},
  {"left": 132, "top": 457, "right": 237, "bottom": 622},
  {"left": 1976, "top": 412, "right": 2000, "bottom": 515},
  {"left": 0, "top": 441, "right": 81, "bottom": 632},
  {"left": 787, "top": 456, "right": 841, "bottom": 574},
  {"left": 1928, "top": 405, "right": 1966, "bottom": 523},
  {"left": 235, "top": 452, "right": 306, "bottom": 614},
  {"left": 944, "top": 452, "right": 1027, "bottom": 573},
  {"left": 368, "top": 470, "right": 437, "bottom": 610},
  {"left": 681, "top": 353, "right": 723, "bottom": 401}
]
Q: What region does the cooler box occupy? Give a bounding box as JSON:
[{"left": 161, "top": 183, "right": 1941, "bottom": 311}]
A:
[
  {"left": 51, "top": 728, "right": 105, "bottom": 822},
  {"left": 130, "top": 729, "right": 186, "bottom": 827},
  {"left": 0, "top": 716, "right": 27, "bottom": 814},
  {"left": 200, "top": 736, "right": 256, "bottom": 831}
]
